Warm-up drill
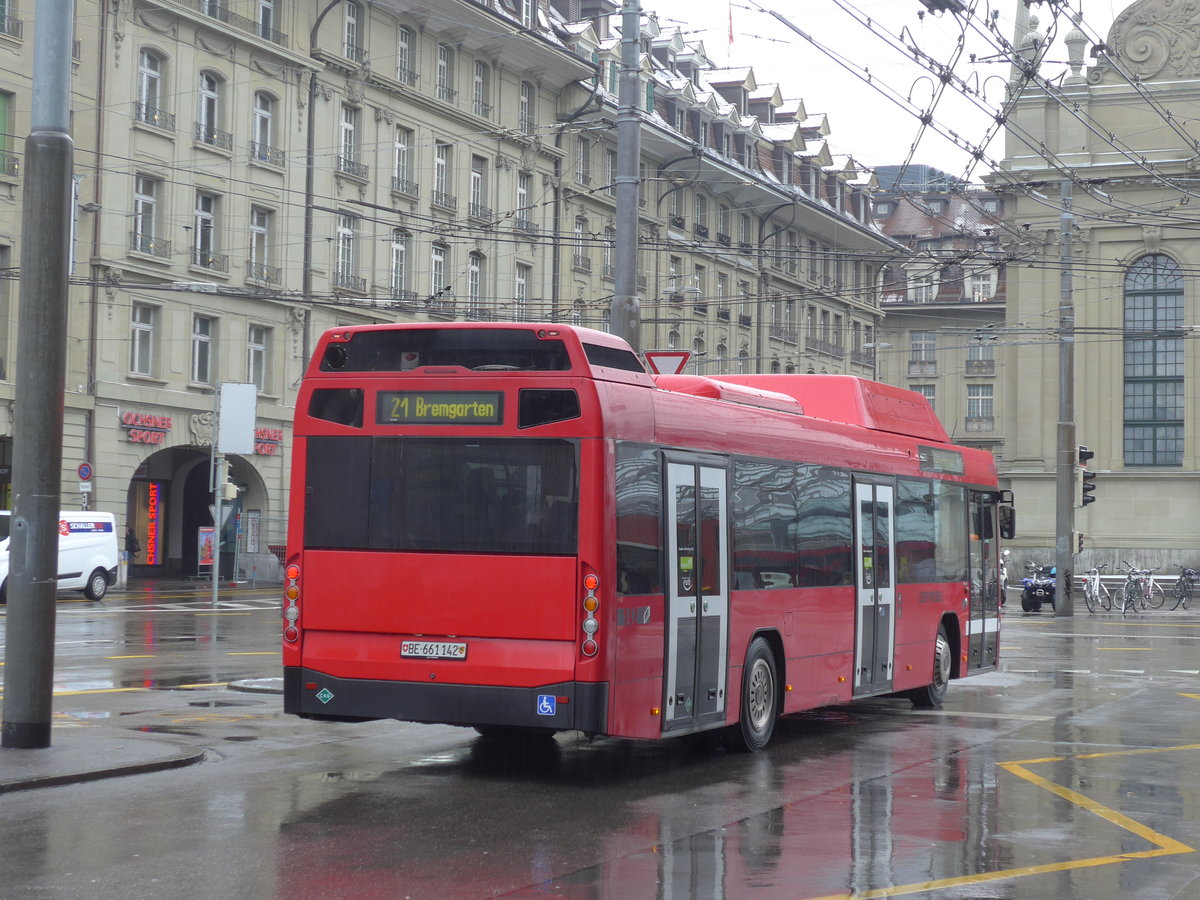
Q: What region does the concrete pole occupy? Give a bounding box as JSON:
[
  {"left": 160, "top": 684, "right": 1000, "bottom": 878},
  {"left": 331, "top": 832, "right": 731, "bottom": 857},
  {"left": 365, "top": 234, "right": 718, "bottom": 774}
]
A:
[
  {"left": 1055, "top": 178, "right": 1076, "bottom": 616},
  {"left": 1, "top": 0, "right": 77, "bottom": 749},
  {"left": 611, "top": 0, "right": 642, "bottom": 350}
]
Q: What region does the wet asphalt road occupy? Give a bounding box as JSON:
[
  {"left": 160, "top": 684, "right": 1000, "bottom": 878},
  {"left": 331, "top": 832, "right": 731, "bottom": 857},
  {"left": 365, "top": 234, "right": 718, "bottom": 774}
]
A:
[{"left": 1, "top": 587, "right": 1200, "bottom": 899}]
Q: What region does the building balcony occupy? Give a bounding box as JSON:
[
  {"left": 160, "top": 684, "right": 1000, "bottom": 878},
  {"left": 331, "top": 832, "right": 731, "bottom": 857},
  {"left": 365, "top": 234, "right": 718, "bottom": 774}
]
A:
[
  {"left": 437, "top": 84, "right": 457, "bottom": 103},
  {"left": 771, "top": 326, "right": 798, "bottom": 344},
  {"left": 468, "top": 202, "right": 493, "bottom": 221},
  {"left": 602, "top": 264, "right": 616, "bottom": 280},
  {"left": 907, "top": 360, "right": 937, "bottom": 377},
  {"left": 693, "top": 224, "right": 709, "bottom": 239},
  {"left": 716, "top": 307, "right": 731, "bottom": 321},
  {"left": 129, "top": 232, "right": 171, "bottom": 260},
  {"left": 194, "top": 123, "right": 233, "bottom": 152},
  {"left": 965, "top": 416, "right": 995, "bottom": 433},
  {"left": 0, "top": 152, "right": 19, "bottom": 178},
  {"left": 391, "top": 288, "right": 419, "bottom": 303},
  {"left": 336, "top": 155, "right": 368, "bottom": 180},
  {"left": 431, "top": 190, "right": 457, "bottom": 211},
  {"left": 334, "top": 272, "right": 367, "bottom": 293},
  {"left": 716, "top": 232, "right": 731, "bottom": 247},
  {"left": 668, "top": 214, "right": 686, "bottom": 230},
  {"left": 344, "top": 42, "right": 365, "bottom": 64},
  {"left": 473, "top": 100, "right": 493, "bottom": 118},
  {"left": 391, "top": 176, "right": 418, "bottom": 197},
  {"left": 246, "top": 261, "right": 281, "bottom": 285},
  {"left": 396, "top": 67, "right": 418, "bottom": 87},
  {"left": 134, "top": 102, "right": 175, "bottom": 132},
  {"left": 192, "top": 248, "right": 229, "bottom": 272},
  {"left": 572, "top": 253, "right": 592, "bottom": 273},
  {"left": 249, "top": 142, "right": 285, "bottom": 167},
  {"left": 738, "top": 313, "right": 752, "bottom": 328},
  {"left": 514, "top": 216, "right": 538, "bottom": 234},
  {"left": 693, "top": 302, "right": 709, "bottom": 316},
  {"left": 0, "top": 15, "right": 23, "bottom": 38}
]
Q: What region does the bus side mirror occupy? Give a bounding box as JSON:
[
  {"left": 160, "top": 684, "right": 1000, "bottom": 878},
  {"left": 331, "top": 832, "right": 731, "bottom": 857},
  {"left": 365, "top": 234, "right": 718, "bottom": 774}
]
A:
[{"left": 999, "top": 505, "right": 1016, "bottom": 540}]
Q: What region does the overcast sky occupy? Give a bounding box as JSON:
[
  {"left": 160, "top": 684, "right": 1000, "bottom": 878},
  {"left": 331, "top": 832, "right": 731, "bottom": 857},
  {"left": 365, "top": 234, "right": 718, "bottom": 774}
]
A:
[{"left": 640, "top": 0, "right": 1123, "bottom": 182}]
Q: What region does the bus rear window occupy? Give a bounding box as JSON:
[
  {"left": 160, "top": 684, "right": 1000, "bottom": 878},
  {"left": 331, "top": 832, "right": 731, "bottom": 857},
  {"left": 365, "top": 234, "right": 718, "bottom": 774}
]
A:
[
  {"left": 320, "top": 329, "right": 572, "bottom": 372},
  {"left": 304, "top": 436, "right": 578, "bottom": 555}
]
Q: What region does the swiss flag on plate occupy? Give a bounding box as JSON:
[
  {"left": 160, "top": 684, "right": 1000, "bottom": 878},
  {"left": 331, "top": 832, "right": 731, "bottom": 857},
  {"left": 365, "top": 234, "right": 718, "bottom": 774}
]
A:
[{"left": 643, "top": 351, "right": 691, "bottom": 375}]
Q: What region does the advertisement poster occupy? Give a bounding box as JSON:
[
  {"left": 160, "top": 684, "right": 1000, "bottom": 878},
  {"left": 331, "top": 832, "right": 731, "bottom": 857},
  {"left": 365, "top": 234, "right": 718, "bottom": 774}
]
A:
[{"left": 198, "top": 526, "right": 215, "bottom": 568}]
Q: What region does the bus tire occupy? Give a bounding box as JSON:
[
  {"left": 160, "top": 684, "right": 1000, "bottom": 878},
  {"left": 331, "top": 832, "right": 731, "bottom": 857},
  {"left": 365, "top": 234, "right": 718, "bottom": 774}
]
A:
[
  {"left": 83, "top": 569, "right": 109, "bottom": 601},
  {"left": 731, "top": 636, "right": 778, "bottom": 753},
  {"left": 909, "top": 624, "right": 951, "bottom": 709}
]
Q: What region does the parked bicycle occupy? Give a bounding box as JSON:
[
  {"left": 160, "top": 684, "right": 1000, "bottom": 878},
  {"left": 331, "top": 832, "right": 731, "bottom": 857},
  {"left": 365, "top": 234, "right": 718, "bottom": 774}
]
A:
[
  {"left": 1172, "top": 564, "right": 1198, "bottom": 611},
  {"left": 1081, "top": 563, "right": 1110, "bottom": 614},
  {"left": 1117, "top": 561, "right": 1165, "bottom": 614}
]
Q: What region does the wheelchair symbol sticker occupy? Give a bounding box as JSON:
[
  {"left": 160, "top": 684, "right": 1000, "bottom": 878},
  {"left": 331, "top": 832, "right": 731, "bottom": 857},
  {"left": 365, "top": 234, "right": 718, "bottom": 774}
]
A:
[{"left": 536, "top": 694, "right": 556, "bottom": 716}]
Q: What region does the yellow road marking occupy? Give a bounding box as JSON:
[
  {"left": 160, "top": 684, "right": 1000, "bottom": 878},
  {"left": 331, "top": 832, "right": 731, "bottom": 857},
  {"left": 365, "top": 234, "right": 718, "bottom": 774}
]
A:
[
  {"left": 47, "top": 687, "right": 148, "bottom": 697},
  {"left": 106, "top": 654, "right": 156, "bottom": 659},
  {"left": 177, "top": 682, "right": 229, "bottom": 689},
  {"left": 809, "top": 743, "right": 1197, "bottom": 899}
]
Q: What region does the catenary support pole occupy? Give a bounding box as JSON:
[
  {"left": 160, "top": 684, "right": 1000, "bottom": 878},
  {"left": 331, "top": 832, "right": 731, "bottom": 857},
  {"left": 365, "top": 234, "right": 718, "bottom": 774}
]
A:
[
  {"left": 1055, "top": 178, "right": 1076, "bottom": 617},
  {"left": 1, "top": 0, "right": 77, "bottom": 749},
  {"left": 611, "top": 0, "right": 642, "bottom": 350}
]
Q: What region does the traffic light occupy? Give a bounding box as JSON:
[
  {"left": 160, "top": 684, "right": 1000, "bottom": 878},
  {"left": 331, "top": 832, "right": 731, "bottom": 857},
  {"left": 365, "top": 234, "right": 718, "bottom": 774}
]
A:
[{"left": 1078, "top": 445, "right": 1097, "bottom": 506}]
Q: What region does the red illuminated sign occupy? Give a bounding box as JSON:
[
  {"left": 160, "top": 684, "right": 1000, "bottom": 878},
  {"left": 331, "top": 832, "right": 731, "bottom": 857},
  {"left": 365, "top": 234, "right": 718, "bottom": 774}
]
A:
[
  {"left": 255, "top": 426, "right": 283, "bottom": 456},
  {"left": 146, "top": 481, "right": 161, "bottom": 565},
  {"left": 121, "top": 411, "right": 173, "bottom": 445}
]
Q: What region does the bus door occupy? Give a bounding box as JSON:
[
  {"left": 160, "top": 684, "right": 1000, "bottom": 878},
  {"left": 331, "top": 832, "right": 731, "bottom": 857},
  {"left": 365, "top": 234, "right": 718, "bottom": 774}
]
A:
[
  {"left": 853, "top": 479, "right": 896, "bottom": 695},
  {"left": 663, "top": 458, "right": 729, "bottom": 733},
  {"left": 966, "top": 492, "right": 1000, "bottom": 670}
]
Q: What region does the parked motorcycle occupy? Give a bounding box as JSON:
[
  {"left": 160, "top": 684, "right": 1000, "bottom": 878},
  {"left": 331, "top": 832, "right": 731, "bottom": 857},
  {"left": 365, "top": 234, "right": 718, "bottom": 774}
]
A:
[{"left": 1021, "top": 563, "right": 1056, "bottom": 612}]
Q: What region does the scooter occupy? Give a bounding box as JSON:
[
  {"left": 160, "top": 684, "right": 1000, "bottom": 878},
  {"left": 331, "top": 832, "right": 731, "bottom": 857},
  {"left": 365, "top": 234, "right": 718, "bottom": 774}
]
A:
[{"left": 1021, "top": 563, "right": 1056, "bottom": 612}]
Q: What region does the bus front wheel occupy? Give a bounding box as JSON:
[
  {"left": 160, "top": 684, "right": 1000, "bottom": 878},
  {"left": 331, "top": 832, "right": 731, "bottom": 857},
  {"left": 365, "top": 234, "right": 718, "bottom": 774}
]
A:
[{"left": 730, "top": 636, "right": 778, "bottom": 753}]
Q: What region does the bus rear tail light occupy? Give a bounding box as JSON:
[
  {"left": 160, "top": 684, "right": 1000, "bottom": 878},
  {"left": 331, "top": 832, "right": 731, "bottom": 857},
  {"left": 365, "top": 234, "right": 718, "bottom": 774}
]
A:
[
  {"left": 283, "top": 563, "right": 301, "bottom": 643},
  {"left": 581, "top": 569, "right": 600, "bottom": 657}
]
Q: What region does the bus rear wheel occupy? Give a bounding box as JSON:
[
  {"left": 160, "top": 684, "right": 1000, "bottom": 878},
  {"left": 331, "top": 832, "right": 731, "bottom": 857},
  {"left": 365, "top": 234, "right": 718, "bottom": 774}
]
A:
[
  {"left": 730, "top": 637, "right": 778, "bottom": 753},
  {"left": 908, "top": 625, "right": 951, "bottom": 709}
]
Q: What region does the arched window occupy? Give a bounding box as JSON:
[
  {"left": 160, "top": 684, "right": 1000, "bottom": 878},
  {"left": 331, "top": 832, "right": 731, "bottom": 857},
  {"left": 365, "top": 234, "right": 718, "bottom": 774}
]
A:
[
  {"left": 667, "top": 330, "right": 680, "bottom": 350},
  {"left": 196, "top": 72, "right": 228, "bottom": 148},
  {"left": 1124, "top": 254, "right": 1184, "bottom": 465},
  {"left": 251, "top": 92, "right": 279, "bottom": 164},
  {"left": 136, "top": 50, "right": 169, "bottom": 128}
]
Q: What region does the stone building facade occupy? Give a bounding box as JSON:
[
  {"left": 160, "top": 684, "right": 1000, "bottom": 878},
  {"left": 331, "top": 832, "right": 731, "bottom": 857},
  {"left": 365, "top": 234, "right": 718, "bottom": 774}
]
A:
[
  {"left": 0, "top": 0, "right": 893, "bottom": 576},
  {"left": 993, "top": 0, "right": 1200, "bottom": 559}
]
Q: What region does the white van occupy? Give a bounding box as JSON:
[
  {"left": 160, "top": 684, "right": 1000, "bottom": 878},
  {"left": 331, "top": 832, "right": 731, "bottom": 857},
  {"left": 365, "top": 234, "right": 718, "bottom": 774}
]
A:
[{"left": 0, "top": 511, "right": 120, "bottom": 602}]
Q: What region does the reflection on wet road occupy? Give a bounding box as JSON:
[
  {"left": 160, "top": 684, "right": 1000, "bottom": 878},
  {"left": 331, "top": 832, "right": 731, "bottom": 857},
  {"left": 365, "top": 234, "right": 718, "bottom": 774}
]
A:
[{"left": 1, "top": 599, "right": 1199, "bottom": 898}]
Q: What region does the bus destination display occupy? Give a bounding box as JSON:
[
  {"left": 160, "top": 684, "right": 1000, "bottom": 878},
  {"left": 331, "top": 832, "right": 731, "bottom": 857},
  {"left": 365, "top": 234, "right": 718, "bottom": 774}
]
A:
[{"left": 377, "top": 391, "right": 503, "bottom": 425}]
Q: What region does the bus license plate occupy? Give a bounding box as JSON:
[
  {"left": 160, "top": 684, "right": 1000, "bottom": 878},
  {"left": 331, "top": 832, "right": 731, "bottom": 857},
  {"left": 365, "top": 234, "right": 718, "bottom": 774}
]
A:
[{"left": 401, "top": 641, "right": 467, "bottom": 660}]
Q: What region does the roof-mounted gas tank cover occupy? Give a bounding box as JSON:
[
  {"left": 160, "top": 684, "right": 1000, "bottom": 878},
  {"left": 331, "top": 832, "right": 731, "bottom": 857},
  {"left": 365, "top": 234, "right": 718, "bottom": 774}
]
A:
[{"left": 711, "top": 374, "right": 950, "bottom": 442}]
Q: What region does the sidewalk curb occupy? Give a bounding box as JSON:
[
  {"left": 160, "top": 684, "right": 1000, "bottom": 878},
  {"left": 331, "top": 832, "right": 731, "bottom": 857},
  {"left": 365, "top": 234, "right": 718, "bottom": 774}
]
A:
[{"left": 0, "top": 746, "right": 206, "bottom": 794}]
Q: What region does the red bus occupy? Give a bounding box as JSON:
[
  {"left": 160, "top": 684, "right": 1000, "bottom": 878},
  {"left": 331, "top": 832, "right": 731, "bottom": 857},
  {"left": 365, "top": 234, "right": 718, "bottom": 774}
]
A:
[{"left": 282, "top": 323, "right": 1013, "bottom": 751}]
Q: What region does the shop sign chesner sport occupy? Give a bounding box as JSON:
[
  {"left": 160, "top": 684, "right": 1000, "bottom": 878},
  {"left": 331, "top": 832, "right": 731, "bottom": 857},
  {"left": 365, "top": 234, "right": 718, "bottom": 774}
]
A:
[{"left": 121, "top": 411, "right": 173, "bottom": 445}]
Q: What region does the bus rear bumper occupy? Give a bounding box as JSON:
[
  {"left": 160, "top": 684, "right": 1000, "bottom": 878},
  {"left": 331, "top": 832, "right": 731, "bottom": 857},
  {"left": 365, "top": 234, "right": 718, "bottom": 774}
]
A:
[{"left": 283, "top": 666, "right": 608, "bottom": 733}]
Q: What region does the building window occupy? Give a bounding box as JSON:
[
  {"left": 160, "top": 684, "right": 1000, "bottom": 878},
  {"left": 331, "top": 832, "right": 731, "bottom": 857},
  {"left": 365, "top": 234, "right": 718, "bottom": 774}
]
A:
[
  {"left": 193, "top": 192, "right": 220, "bottom": 270},
  {"left": 467, "top": 252, "right": 484, "bottom": 318},
  {"left": 191, "top": 314, "right": 213, "bottom": 384},
  {"left": 251, "top": 92, "right": 281, "bottom": 165},
  {"left": 605, "top": 148, "right": 617, "bottom": 195},
  {"left": 195, "top": 71, "right": 230, "bottom": 149},
  {"left": 337, "top": 105, "right": 365, "bottom": 177},
  {"left": 967, "top": 341, "right": 994, "bottom": 362},
  {"left": 910, "top": 330, "right": 936, "bottom": 362},
  {"left": 469, "top": 155, "right": 489, "bottom": 218},
  {"left": 910, "top": 272, "right": 935, "bottom": 303},
  {"left": 970, "top": 269, "right": 995, "bottom": 301},
  {"left": 136, "top": 49, "right": 170, "bottom": 129},
  {"left": 433, "top": 141, "right": 454, "bottom": 208},
  {"left": 520, "top": 0, "right": 533, "bottom": 29},
  {"left": 335, "top": 214, "right": 357, "bottom": 289},
  {"left": 515, "top": 263, "right": 530, "bottom": 321},
  {"left": 430, "top": 243, "right": 449, "bottom": 306},
  {"left": 967, "top": 384, "right": 993, "bottom": 419},
  {"left": 436, "top": 43, "right": 456, "bottom": 102},
  {"left": 247, "top": 324, "right": 269, "bottom": 392},
  {"left": 132, "top": 175, "right": 160, "bottom": 255},
  {"left": 1124, "top": 253, "right": 1184, "bottom": 466},
  {"left": 519, "top": 81, "right": 535, "bottom": 134},
  {"left": 575, "top": 137, "right": 591, "bottom": 185},
  {"left": 911, "top": 384, "right": 935, "bottom": 411},
  {"left": 473, "top": 61, "right": 490, "bottom": 117},
  {"left": 397, "top": 25, "right": 414, "bottom": 85},
  {"left": 344, "top": 2, "right": 362, "bottom": 62},
  {"left": 248, "top": 206, "right": 275, "bottom": 283},
  {"left": 257, "top": 0, "right": 277, "bottom": 41},
  {"left": 130, "top": 304, "right": 157, "bottom": 376},
  {"left": 390, "top": 229, "right": 410, "bottom": 299}
]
